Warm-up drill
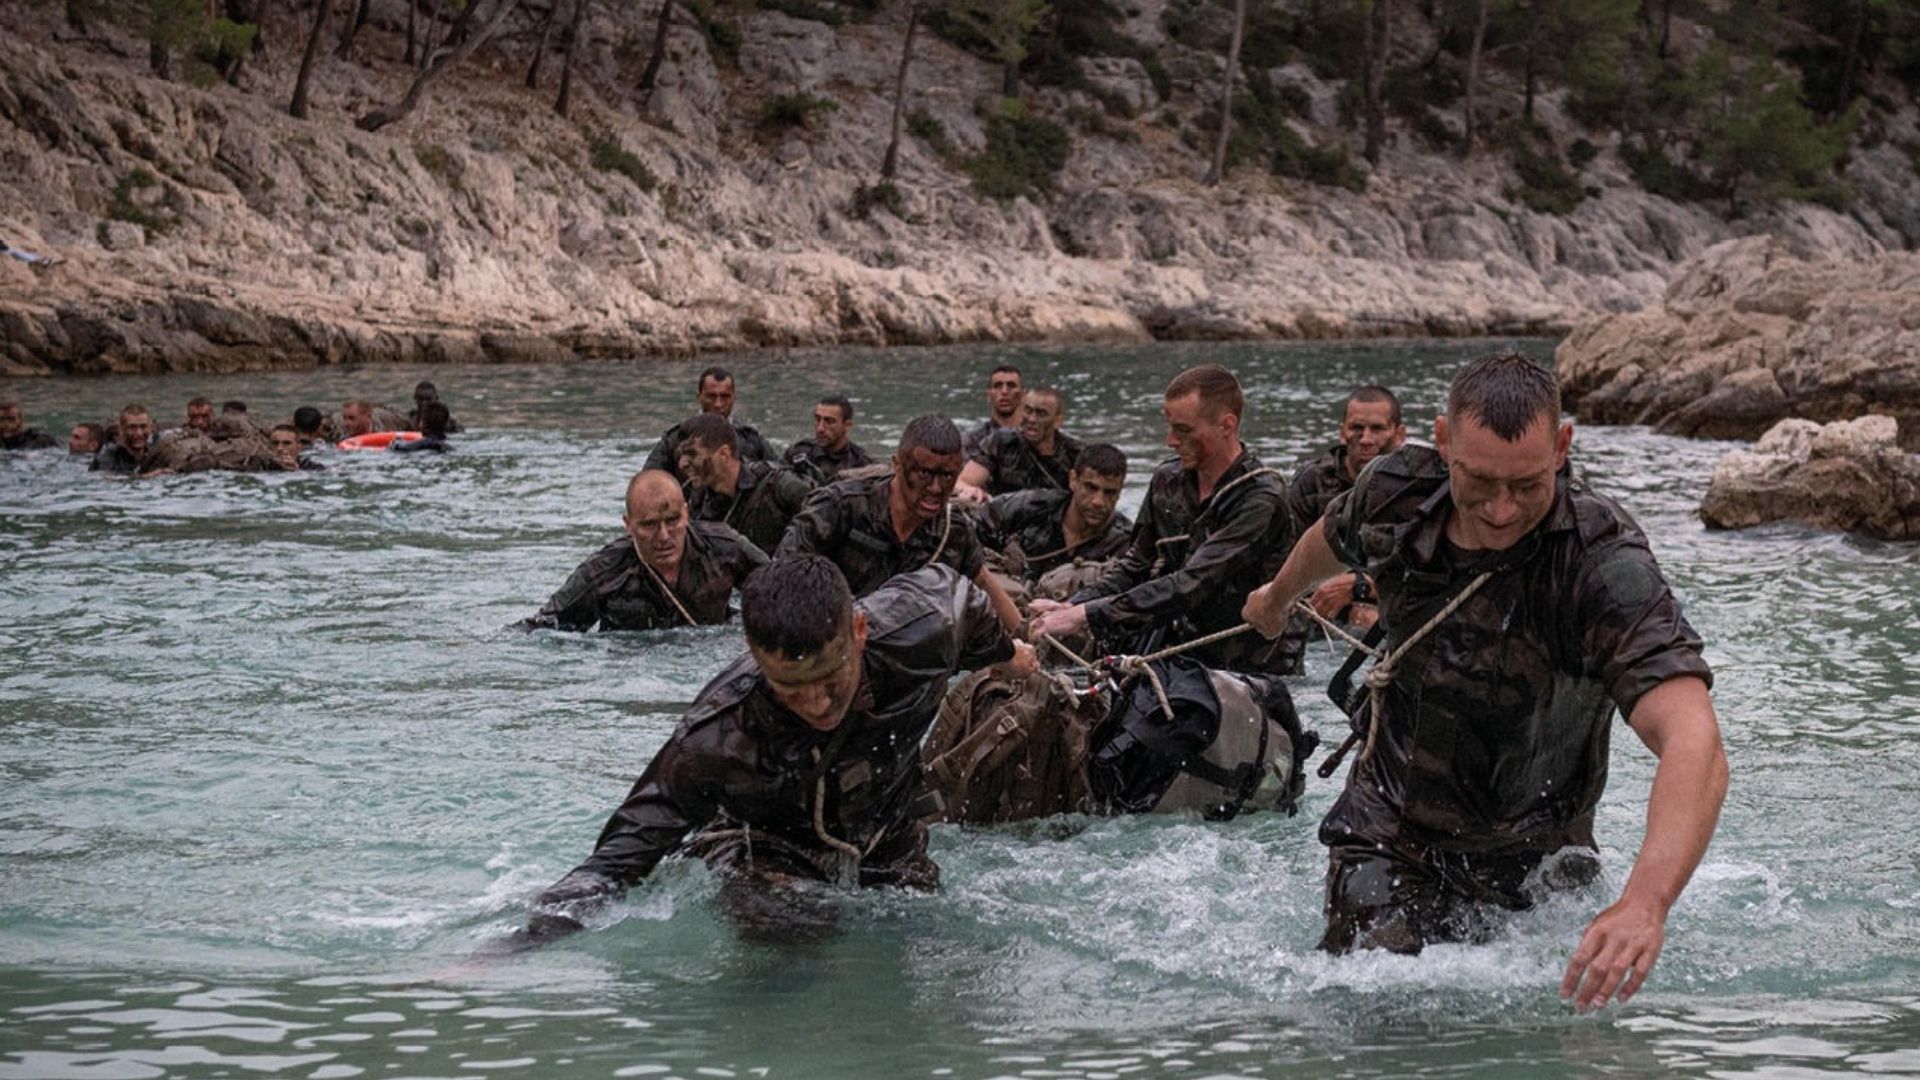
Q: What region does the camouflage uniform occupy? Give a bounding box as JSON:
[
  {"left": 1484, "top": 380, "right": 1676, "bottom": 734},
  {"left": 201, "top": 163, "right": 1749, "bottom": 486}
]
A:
[
  {"left": 1, "top": 430, "right": 57, "bottom": 450},
  {"left": 89, "top": 442, "right": 149, "bottom": 474},
  {"left": 981, "top": 488, "right": 1133, "bottom": 581},
  {"left": 1274, "top": 444, "right": 1365, "bottom": 675},
  {"left": 521, "top": 521, "right": 767, "bottom": 632},
  {"left": 687, "top": 459, "right": 814, "bottom": 555},
  {"left": 1070, "top": 451, "right": 1294, "bottom": 672},
  {"left": 1315, "top": 444, "right": 1713, "bottom": 953},
  {"left": 962, "top": 417, "right": 1016, "bottom": 461},
  {"left": 783, "top": 437, "right": 875, "bottom": 487},
  {"left": 967, "top": 428, "right": 1084, "bottom": 496},
  {"left": 643, "top": 418, "right": 775, "bottom": 481},
  {"left": 775, "top": 474, "right": 988, "bottom": 598},
  {"left": 534, "top": 565, "right": 1016, "bottom": 908}
]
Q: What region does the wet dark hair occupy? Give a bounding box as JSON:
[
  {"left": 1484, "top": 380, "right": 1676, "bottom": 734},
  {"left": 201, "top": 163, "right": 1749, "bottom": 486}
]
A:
[
  {"left": 270, "top": 423, "right": 298, "bottom": 437},
  {"left": 1075, "top": 443, "right": 1127, "bottom": 479},
  {"left": 75, "top": 422, "right": 105, "bottom": 446},
  {"left": 1446, "top": 352, "right": 1559, "bottom": 441},
  {"left": 819, "top": 394, "right": 854, "bottom": 422},
  {"left": 222, "top": 400, "right": 247, "bottom": 414},
  {"left": 1346, "top": 385, "right": 1403, "bottom": 426},
  {"left": 188, "top": 396, "right": 212, "bottom": 409},
  {"left": 1027, "top": 385, "right": 1063, "bottom": 411},
  {"left": 896, "top": 414, "right": 961, "bottom": 457},
  {"left": 989, "top": 364, "right": 1021, "bottom": 381},
  {"left": 697, "top": 366, "right": 733, "bottom": 393},
  {"left": 1165, "top": 364, "right": 1244, "bottom": 421},
  {"left": 292, "top": 406, "right": 323, "bottom": 434},
  {"left": 419, "top": 401, "right": 451, "bottom": 439},
  {"left": 742, "top": 556, "right": 852, "bottom": 658},
  {"left": 680, "top": 412, "right": 739, "bottom": 455},
  {"left": 415, "top": 380, "right": 438, "bottom": 396}
]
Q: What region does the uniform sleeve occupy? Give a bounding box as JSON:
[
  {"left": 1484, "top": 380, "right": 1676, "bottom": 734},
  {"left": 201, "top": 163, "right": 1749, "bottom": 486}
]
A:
[
  {"left": 1084, "top": 486, "right": 1291, "bottom": 635},
  {"left": 778, "top": 468, "right": 815, "bottom": 510},
  {"left": 522, "top": 553, "right": 611, "bottom": 631},
  {"left": 980, "top": 493, "right": 1020, "bottom": 550},
  {"left": 942, "top": 508, "right": 988, "bottom": 580},
  {"left": 1071, "top": 491, "right": 1156, "bottom": 602},
  {"left": 775, "top": 484, "right": 846, "bottom": 559},
  {"left": 641, "top": 430, "right": 677, "bottom": 475},
  {"left": 951, "top": 571, "right": 1017, "bottom": 671},
  {"left": 1574, "top": 538, "right": 1714, "bottom": 722},
  {"left": 534, "top": 735, "right": 719, "bottom": 911}
]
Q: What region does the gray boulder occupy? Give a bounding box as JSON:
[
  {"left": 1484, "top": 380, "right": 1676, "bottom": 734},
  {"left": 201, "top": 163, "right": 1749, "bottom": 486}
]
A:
[{"left": 1700, "top": 416, "right": 1920, "bottom": 540}]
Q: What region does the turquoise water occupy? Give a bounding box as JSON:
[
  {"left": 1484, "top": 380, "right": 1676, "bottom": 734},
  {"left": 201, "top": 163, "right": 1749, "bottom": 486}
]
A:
[{"left": 3, "top": 340, "right": 1918, "bottom": 1078}]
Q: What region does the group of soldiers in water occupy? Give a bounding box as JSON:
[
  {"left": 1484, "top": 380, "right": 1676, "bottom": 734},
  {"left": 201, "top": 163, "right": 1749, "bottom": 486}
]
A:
[
  {"left": 0, "top": 380, "right": 459, "bottom": 474},
  {"left": 4, "top": 353, "right": 1731, "bottom": 1011}
]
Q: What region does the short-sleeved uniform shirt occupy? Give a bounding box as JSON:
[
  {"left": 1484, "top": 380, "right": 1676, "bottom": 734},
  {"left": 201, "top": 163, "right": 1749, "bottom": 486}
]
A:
[
  {"left": 686, "top": 459, "right": 813, "bottom": 555},
  {"left": 981, "top": 488, "right": 1133, "bottom": 580},
  {"left": 776, "top": 474, "right": 987, "bottom": 598},
  {"left": 967, "top": 428, "right": 1084, "bottom": 496},
  {"left": 523, "top": 521, "right": 767, "bottom": 631},
  {"left": 1319, "top": 444, "right": 1713, "bottom": 857}
]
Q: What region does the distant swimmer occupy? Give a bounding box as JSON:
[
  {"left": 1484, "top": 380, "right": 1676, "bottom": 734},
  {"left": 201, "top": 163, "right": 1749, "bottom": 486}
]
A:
[
  {"left": 90, "top": 405, "right": 158, "bottom": 474},
  {"left": 1273, "top": 385, "right": 1408, "bottom": 674},
  {"left": 520, "top": 470, "right": 767, "bottom": 632},
  {"left": 676, "top": 412, "right": 812, "bottom": 554},
  {"left": 956, "top": 384, "right": 1083, "bottom": 503},
  {"left": 268, "top": 424, "right": 326, "bottom": 471},
  {"left": 1242, "top": 352, "right": 1728, "bottom": 1010},
  {"left": 291, "top": 407, "right": 327, "bottom": 449},
  {"left": 978, "top": 442, "right": 1132, "bottom": 583},
  {"left": 524, "top": 557, "right": 1036, "bottom": 941},
  {"left": 392, "top": 403, "right": 452, "bottom": 454},
  {"left": 783, "top": 394, "right": 874, "bottom": 485},
  {"left": 334, "top": 399, "right": 409, "bottom": 441},
  {"left": 407, "top": 381, "right": 465, "bottom": 434},
  {"left": 67, "top": 422, "right": 105, "bottom": 458},
  {"left": 961, "top": 364, "right": 1023, "bottom": 459},
  {"left": 643, "top": 366, "right": 774, "bottom": 481},
  {"left": 776, "top": 414, "right": 1023, "bottom": 633},
  {"left": 0, "top": 400, "right": 58, "bottom": 450},
  {"left": 178, "top": 396, "right": 215, "bottom": 435},
  {"left": 1030, "top": 365, "right": 1295, "bottom": 675}
]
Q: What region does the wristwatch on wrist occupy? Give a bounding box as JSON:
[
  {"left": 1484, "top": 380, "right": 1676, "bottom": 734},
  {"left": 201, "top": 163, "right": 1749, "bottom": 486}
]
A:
[{"left": 1349, "top": 574, "right": 1373, "bottom": 605}]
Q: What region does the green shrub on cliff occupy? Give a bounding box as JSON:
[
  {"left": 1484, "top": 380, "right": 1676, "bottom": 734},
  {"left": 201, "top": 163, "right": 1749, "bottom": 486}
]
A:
[
  {"left": 590, "top": 138, "right": 659, "bottom": 193},
  {"left": 760, "top": 93, "right": 840, "bottom": 132},
  {"left": 967, "top": 101, "right": 1072, "bottom": 200}
]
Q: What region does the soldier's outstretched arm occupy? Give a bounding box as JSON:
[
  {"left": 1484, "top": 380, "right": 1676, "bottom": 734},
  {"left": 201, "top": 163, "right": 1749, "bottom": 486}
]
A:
[
  {"left": 974, "top": 568, "right": 1024, "bottom": 635},
  {"left": 1243, "top": 518, "right": 1345, "bottom": 637},
  {"left": 1561, "top": 674, "right": 1727, "bottom": 1012}
]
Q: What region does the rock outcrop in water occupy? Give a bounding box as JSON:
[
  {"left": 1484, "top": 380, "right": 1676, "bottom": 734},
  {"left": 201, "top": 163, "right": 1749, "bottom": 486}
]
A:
[
  {"left": 1700, "top": 416, "right": 1920, "bottom": 540},
  {"left": 2, "top": 5, "right": 1918, "bottom": 374},
  {"left": 1557, "top": 237, "right": 1920, "bottom": 450}
]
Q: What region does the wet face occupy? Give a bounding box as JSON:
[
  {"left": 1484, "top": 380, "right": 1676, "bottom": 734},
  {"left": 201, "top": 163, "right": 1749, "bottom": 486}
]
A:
[
  {"left": 186, "top": 401, "right": 213, "bottom": 432},
  {"left": 1019, "top": 392, "right": 1062, "bottom": 447},
  {"left": 893, "top": 445, "right": 962, "bottom": 522},
  {"left": 624, "top": 485, "right": 690, "bottom": 576},
  {"left": 414, "top": 385, "right": 438, "bottom": 409},
  {"left": 1163, "top": 391, "right": 1234, "bottom": 472},
  {"left": 698, "top": 376, "right": 736, "bottom": 417},
  {"left": 341, "top": 403, "right": 371, "bottom": 437},
  {"left": 1341, "top": 399, "right": 1406, "bottom": 476},
  {"left": 68, "top": 425, "right": 100, "bottom": 455},
  {"left": 987, "top": 371, "right": 1024, "bottom": 422},
  {"left": 751, "top": 614, "right": 869, "bottom": 732},
  {"left": 675, "top": 439, "right": 732, "bottom": 490},
  {"left": 1435, "top": 411, "right": 1572, "bottom": 551},
  {"left": 0, "top": 404, "right": 22, "bottom": 439},
  {"left": 813, "top": 404, "right": 851, "bottom": 451},
  {"left": 1067, "top": 467, "right": 1124, "bottom": 530},
  {"left": 118, "top": 412, "right": 153, "bottom": 451},
  {"left": 269, "top": 429, "right": 301, "bottom": 468}
]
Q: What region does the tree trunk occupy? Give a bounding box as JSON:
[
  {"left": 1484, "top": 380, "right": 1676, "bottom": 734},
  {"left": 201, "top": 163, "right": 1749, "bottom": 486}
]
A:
[
  {"left": 405, "top": 0, "right": 418, "bottom": 64},
  {"left": 637, "top": 0, "right": 675, "bottom": 106},
  {"left": 358, "top": 0, "right": 521, "bottom": 131},
  {"left": 1204, "top": 0, "right": 1247, "bottom": 185},
  {"left": 1363, "top": 0, "right": 1392, "bottom": 164},
  {"left": 421, "top": 0, "right": 447, "bottom": 68},
  {"left": 526, "top": 0, "right": 557, "bottom": 88},
  {"left": 554, "top": 0, "right": 590, "bottom": 116},
  {"left": 148, "top": 0, "right": 172, "bottom": 80},
  {"left": 290, "top": 0, "right": 330, "bottom": 117},
  {"left": 1459, "top": 0, "right": 1490, "bottom": 155},
  {"left": 1522, "top": 0, "right": 1542, "bottom": 123},
  {"left": 1836, "top": 0, "right": 1867, "bottom": 113},
  {"left": 880, "top": 3, "right": 921, "bottom": 182},
  {"left": 1656, "top": 0, "right": 1670, "bottom": 59},
  {"left": 65, "top": 0, "right": 88, "bottom": 31},
  {"left": 335, "top": 0, "right": 369, "bottom": 58}
]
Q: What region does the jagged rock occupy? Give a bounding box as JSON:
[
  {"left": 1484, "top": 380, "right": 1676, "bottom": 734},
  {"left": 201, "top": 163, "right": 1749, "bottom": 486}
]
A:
[
  {"left": 1560, "top": 237, "right": 1920, "bottom": 448},
  {"left": 1081, "top": 57, "right": 1159, "bottom": 115},
  {"left": 1700, "top": 416, "right": 1920, "bottom": 539},
  {"left": 97, "top": 221, "right": 144, "bottom": 250}
]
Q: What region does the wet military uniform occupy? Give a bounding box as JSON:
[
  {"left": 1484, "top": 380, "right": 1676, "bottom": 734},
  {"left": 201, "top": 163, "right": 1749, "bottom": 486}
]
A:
[
  {"left": 967, "top": 428, "right": 1084, "bottom": 496},
  {"left": 962, "top": 418, "right": 1016, "bottom": 460},
  {"left": 776, "top": 474, "right": 988, "bottom": 598},
  {"left": 1274, "top": 444, "right": 1368, "bottom": 674},
  {"left": 1070, "top": 450, "right": 1294, "bottom": 672},
  {"left": 643, "top": 418, "right": 775, "bottom": 480},
  {"left": 521, "top": 521, "right": 767, "bottom": 632},
  {"left": 783, "top": 437, "right": 875, "bottom": 487},
  {"left": 1315, "top": 445, "right": 1713, "bottom": 953},
  {"left": 1, "top": 429, "right": 57, "bottom": 450},
  {"left": 406, "top": 406, "right": 465, "bottom": 434},
  {"left": 89, "top": 442, "right": 149, "bottom": 474},
  {"left": 981, "top": 488, "right": 1133, "bottom": 581},
  {"left": 687, "top": 459, "right": 813, "bottom": 555},
  {"left": 534, "top": 565, "right": 1016, "bottom": 910}
]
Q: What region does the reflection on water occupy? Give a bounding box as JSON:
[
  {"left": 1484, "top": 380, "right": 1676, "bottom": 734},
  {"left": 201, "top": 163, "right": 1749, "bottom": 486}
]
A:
[{"left": 4, "top": 340, "right": 1919, "bottom": 1077}]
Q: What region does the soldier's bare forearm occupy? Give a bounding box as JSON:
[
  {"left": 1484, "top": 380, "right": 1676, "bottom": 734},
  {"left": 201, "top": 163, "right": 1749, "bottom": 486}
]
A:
[
  {"left": 976, "top": 569, "right": 1024, "bottom": 635},
  {"left": 1243, "top": 521, "right": 1344, "bottom": 636},
  {"left": 1622, "top": 676, "right": 1728, "bottom": 915}
]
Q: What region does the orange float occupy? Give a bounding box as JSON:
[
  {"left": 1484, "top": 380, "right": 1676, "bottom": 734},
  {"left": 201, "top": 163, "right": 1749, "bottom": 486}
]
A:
[{"left": 337, "top": 431, "right": 423, "bottom": 451}]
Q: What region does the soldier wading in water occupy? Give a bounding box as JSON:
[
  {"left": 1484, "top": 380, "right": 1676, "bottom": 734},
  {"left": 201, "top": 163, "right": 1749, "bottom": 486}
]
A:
[
  {"left": 1243, "top": 352, "right": 1729, "bottom": 1011},
  {"left": 527, "top": 557, "right": 1036, "bottom": 940}
]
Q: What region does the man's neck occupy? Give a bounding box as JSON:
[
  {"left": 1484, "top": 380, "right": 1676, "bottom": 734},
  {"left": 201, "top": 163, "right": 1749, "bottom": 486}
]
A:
[
  {"left": 1194, "top": 439, "right": 1244, "bottom": 499},
  {"left": 888, "top": 489, "right": 932, "bottom": 543},
  {"left": 1030, "top": 430, "right": 1056, "bottom": 456},
  {"left": 716, "top": 459, "right": 743, "bottom": 498},
  {"left": 1061, "top": 505, "right": 1099, "bottom": 547}
]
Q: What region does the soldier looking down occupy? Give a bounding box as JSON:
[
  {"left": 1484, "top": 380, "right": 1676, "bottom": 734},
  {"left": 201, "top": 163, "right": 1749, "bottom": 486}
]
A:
[
  {"left": 679, "top": 412, "right": 813, "bottom": 555},
  {"left": 979, "top": 442, "right": 1133, "bottom": 583}
]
